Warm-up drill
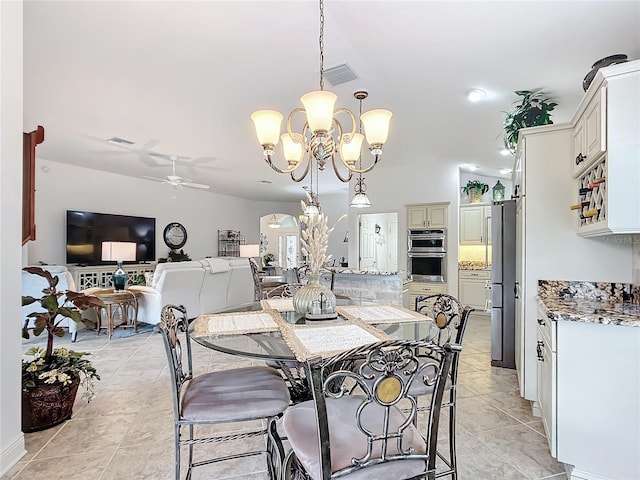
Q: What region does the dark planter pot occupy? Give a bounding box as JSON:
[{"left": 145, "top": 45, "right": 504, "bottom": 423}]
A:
[{"left": 22, "top": 377, "right": 80, "bottom": 433}]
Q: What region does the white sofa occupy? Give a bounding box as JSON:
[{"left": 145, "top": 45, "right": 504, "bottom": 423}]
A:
[
  {"left": 22, "top": 265, "right": 81, "bottom": 341},
  {"left": 129, "top": 257, "right": 254, "bottom": 324}
]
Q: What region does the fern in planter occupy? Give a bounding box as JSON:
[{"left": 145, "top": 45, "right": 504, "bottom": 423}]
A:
[{"left": 503, "top": 90, "right": 557, "bottom": 155}]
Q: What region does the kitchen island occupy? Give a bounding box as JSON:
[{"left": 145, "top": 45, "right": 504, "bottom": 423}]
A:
[
  {"left": 327, "top": 269, "right": 408, "bottom": 306},
  {"left": 536, "top": 280, "right": 639, "bottom": 480}
]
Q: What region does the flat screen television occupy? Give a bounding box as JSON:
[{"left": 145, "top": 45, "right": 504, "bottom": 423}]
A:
[{"left": 66, "top": 210, "right": 156, "bottom": 265}]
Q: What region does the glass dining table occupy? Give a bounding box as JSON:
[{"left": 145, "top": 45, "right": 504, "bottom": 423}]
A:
[
  {"left": 190, "top": 299, "right": 439, "bottom": 403},
  {"left": 190, "top": 300, "right": 439, "bottom": 363}
]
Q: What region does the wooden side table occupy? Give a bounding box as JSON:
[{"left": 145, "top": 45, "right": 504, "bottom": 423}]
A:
[{"left": 91, "top": 289, "right": 141, "bottom": 340}]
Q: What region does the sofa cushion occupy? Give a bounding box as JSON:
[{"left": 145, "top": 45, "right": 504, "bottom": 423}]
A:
[
  {"left": 151, "top": 260, "right": 204, "bottom": 289},
  {"left": 199, "top": 258, "right": 232, "bottom": 274}
]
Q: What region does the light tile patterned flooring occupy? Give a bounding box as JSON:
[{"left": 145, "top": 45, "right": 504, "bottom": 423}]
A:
[{"left": 5, "top": 313, "right": 567, "bottom": 480}]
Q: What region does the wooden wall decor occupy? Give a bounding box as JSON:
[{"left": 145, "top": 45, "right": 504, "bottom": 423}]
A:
[{"left": 23, "top": 125, "right": 44, "bottom": 245}]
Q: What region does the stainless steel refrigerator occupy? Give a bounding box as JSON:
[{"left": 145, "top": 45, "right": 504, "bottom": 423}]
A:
[{"left": 490, "top": 200, "right": 516, "bottom": 369}]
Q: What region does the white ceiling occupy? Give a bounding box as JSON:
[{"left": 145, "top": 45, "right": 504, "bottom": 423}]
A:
[{"left": 23, "top": 1, "right": 640, "bottom": 202}]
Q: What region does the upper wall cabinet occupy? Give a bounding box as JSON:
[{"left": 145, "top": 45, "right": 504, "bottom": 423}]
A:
[
  {"left": 459, "top": 204, "right": 491, "bottom": 245},
  {"left": 572, "top": 88, "right": 606, "bottom": 178},
  {"left": 571, "top": 61, "right": 640, "bottom": 236},
  {"left": 407, "top": 202, "right": 449, "bottom": 229}
]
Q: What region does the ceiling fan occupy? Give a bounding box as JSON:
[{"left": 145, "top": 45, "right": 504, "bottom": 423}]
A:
[{"left": 143, "top": 157, "right": 210, "bottom": 190}]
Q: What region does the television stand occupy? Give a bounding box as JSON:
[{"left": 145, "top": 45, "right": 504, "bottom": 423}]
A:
[{"left": 68, "top": 263, "right": 156, "bottom": 290}]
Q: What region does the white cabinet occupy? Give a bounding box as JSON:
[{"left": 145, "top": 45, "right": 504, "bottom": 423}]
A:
[
  {"left": 458, "top": 270, "right": 490, "bottom": 311},
  {"left": 536, "top": 305, "right": 556, "bottom": 458},
  {"left": 571, "top": 61, "right": 640, "bottom": 236},
  {"left": 536, "top": 301, "right": 640, "bottom": 480},
  {"left": 572, "top": 87, "right": 606, "bottom": 178},
  {"left": 459, "top": 204, "right": 491, "bottom": 245},
  {"left": 407, "top": 202, "right": 449, "bottom": 229},
  {"left": 409, "top": 282, "right": 447, "bottom": 310}
]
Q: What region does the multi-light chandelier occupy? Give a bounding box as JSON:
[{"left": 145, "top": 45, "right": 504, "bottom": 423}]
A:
[{"left": 250, "top": 0, "right": 392, "bottom": 187}]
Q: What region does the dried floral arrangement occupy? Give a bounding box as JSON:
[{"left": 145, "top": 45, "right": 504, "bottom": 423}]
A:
[{"left": 299, "top": 195, "right": 346, "bottom": 274}]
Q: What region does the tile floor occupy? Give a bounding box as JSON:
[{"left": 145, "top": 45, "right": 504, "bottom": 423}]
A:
[{"left": 4, "top": 313, "right": 567, "bottom": 480}]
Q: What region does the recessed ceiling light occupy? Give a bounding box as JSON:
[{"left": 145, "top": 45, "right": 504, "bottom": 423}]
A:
[
  {"left": 468, "top": 165, "right": 479, "bottom": 172},
  {"left": 499, "top": 148, "right": 511, "bottom": 156},
  {"left": 257, "top": 180, "right": 273, "bottom": 184},
  {"left": 467, "top": 88, "right": 486, "bottom": 102},
  {"left": 500, "top": 168, "right": 513, "bottom": 175}
]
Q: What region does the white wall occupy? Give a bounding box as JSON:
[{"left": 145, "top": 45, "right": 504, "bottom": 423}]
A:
[
  {"left": 0, "top": 1, "right": 27, "bottom": 473},
  {"left": 29, "top": 158, "right": 297, "bottom": 266},
  {"left": 348, "top": 157, "right": 460, "bottom": 295}
]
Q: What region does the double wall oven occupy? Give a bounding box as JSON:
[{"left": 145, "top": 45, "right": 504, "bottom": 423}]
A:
[{"left": 407, "top": 229, "right": 447, "bottom": 282}]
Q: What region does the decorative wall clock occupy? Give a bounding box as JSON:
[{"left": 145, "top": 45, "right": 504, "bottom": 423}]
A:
[{"left": 163, "top": 222, "right": 187, "bottom": 249}]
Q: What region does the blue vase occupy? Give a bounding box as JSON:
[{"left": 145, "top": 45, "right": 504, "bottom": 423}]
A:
[{"left": 112, "top": 262, "right": 127, "bottom": 290}]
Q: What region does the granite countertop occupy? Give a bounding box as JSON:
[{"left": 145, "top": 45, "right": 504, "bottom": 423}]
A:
[
  {"left": 458, "top": 261, "right": 491, "bottom": 270},
  {"left": 539, "top": 296, "right": 640, "bottom": 328}
]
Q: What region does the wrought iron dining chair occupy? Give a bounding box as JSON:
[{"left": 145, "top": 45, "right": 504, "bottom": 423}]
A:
[
  {"left": 159, "top": 304, "right": 290, "bottom": 480},
  {"left": 413, "top": 293, "right": 473, "bottom": 480},
  {"left": 282, "top": 339, "right": 458, "bottom": 480},
  {"left": 263, "top": 282, "right": 304, "bottom": 299}
]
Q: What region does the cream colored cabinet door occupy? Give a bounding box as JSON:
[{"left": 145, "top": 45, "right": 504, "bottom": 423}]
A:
[
  {"left": 458, "top": 270, "right": 491, "bottom": 310},
  {"left": 426, "top": 205, "right": 448, "bottom": 228},
  {"left": 409, "top": 282, "right": 447, "bottom": 310},
  {"left": 407, "top": 207, "right": 427, "bottom": 228},
  {"left": 460, "top": 206, "right": 484, "bottom": 244},
  {"left": 460, "top": 205, "right": 491, "bottom": 245}
]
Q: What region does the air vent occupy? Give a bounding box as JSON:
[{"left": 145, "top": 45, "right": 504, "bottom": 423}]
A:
[
  {"left": 106, "top": 137, "right": 135, "bottom": 145},
  {"left": 323, "top": 63, "right": 358, "bottom": 86}
]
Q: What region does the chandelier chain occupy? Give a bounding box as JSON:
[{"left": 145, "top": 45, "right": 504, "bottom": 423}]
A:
[{"left": 319, "top": 0, "right": 325, "bottom": 90}]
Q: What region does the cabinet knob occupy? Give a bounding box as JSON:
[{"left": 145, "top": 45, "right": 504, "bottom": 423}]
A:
[
  {"left": 575, "top": 153, "right": 586, "bottom": 165},
  {"left": 537, "top": 318, "right": 546, "bottom": 326}
]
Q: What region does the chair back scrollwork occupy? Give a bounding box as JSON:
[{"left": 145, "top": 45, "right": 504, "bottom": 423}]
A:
[
  {"left": 298, "top": 339, "right": 458, "bottom": 479},
  {"left": 159, "top": 304, "right": 192, "bottom": 419}
]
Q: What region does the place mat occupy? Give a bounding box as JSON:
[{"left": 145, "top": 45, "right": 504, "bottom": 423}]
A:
[
  {"left": 193, "top": 310, "right": 281, "bottom": 337},
  {"left": 279, "top": 318, "right": 392, "bottom": 362},
  {"left": 260, "top": 298, "right": 295, "bottom": 312},
  {"left": 336, "top": 304, "right": 425, "bottom": 324}
]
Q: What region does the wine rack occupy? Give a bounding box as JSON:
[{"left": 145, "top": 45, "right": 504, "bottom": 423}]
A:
[{"left": 577, "top": 157, "right": 606, "bottom": 227}]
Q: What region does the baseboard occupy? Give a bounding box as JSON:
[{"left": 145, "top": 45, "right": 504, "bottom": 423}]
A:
[
  {"left": 0, "top": 434, "right": 26, "bottom": 477},
  {"left": 567, "top": 464, "right": 620, "bottom": 480}
]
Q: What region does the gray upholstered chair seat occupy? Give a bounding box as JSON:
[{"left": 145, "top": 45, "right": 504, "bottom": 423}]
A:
[
  {"left": 182, "top": 366, "right": 290, "bottom": 422},
  {"left": 283, "top": 395, "right": 427, "bottom": 480}
]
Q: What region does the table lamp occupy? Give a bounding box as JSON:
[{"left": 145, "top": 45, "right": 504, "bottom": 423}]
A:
[
  {"left": 240, "top": 243, "right": 261, "bottom": 268},
  {"left": 101, "top": 241, "right": 137, "bottom": 290}
]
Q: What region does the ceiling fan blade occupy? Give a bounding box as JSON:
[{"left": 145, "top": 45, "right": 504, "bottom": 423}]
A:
[
  {"left": 181, "top": 182, "right": 210, "bottom": 189},
  {"left": 141, "top": 175, "right": 169, "bottom": 183}
]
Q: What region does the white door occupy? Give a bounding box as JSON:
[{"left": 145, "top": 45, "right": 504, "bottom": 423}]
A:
[{"left": 359, "top": 217, "right": 376, "bottom": 270}]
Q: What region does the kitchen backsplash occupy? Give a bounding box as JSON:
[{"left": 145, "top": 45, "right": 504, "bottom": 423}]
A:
[{"left": 538, "top": 280, "right": 640, "bottom": 304}]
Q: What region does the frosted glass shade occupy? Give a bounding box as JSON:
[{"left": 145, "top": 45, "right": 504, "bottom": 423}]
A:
[
  {"left": 240, "top": 244, "right": 260, "bottom": 258},
  {"left": 281, "top": 133, "right": 304, "bottom": 164},
  {"left": 350, "top": 192, "right": 371, "bottom": 208},
  {"left": 300, "top": 91, "right": 337, "bottom": 132},
  {"left": 339, "top": 133, "right": 365, "bottom": 164},
  {"left": 251, "top": 110, "right": 283, "bottom": 146},
  {"left": 101, "top": 241, "right": 136, "bottom": 262},
  {"left": 361, "top": 109, "right": 393, "bottom": 145}
]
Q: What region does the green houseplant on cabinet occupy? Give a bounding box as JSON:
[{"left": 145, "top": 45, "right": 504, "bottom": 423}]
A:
[
  {"left": 461, "top": 180, "right": 489, "bottom": 203},
  {"left": 503, "top": 89, "right": 557, "bottom": 155},
  {"left": 21, "top": 266, "right": 104, "bottom": 432}
]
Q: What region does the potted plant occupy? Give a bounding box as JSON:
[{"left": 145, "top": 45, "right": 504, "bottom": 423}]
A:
[
  {"left": 461, "top": 180, "right": 489, "bottom": 203},
  {"left": 503, "top": 89, "right": 557, "bottom": 155},
  {"left": 21, "top": 266, "right": 104, "bottom": 432}
]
